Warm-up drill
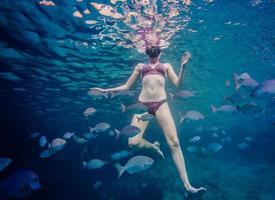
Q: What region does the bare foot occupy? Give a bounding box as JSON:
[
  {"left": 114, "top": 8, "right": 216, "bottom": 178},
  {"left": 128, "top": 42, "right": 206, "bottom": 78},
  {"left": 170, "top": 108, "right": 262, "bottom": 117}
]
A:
[
  {"left": 181, "top": 52, "right": 192, "bottom": 65},
  {"left": 153, "top": 141, "right": 165, "bottom": 159},
  {"left": 184, "top": 185, "right": 206, "bottom": 199}
]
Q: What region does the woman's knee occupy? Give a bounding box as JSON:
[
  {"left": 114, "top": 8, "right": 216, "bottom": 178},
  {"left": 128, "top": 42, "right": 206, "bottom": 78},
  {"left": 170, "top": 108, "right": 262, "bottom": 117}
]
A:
[{"left": 167, "top": 136, "right": 180, "bottom": 151}]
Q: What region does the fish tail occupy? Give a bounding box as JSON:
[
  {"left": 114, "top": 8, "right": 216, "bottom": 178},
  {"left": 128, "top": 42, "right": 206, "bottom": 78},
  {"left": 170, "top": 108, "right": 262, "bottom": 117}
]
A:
[
  {"left": 82, "top": 161, "right": 87, "bottom": 169},
  {"left": 114, "top": 163, "right": 125, "bottom": 178},
  {"left": 211, "top": 105, "right": 218, "bottom": 113},
  {"left": 178, "top": 111, "right": 184, "bottom": 124},
  {"left": 121, "top": 104, "right": 126, "bottom": 113},
  {"left": 89, "top": 126, "right": 94, "bottom": 133},
  {"left": 115, "top": 129, "right": 121, "bottom": 140},
  {"left": 104, "top": 92, "right": 109, "bottom": 99},
  {"left": 169, "top": 92, "right": 174, "bottom": 100},
  {"left": 233, "top": 73, "right": 241, "bottom": 90}
]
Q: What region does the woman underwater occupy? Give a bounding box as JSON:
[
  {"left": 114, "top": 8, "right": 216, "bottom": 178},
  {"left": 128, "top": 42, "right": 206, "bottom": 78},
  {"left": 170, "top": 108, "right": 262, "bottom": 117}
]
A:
[{"left": 90, "top": 46, "right": 206, "bottom": 197}]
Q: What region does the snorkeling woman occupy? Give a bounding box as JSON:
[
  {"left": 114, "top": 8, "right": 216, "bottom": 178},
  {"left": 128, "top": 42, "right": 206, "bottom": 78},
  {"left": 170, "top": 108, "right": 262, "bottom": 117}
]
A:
[{"left": 90, "top": 46, "right": 206, "bottom": 197}]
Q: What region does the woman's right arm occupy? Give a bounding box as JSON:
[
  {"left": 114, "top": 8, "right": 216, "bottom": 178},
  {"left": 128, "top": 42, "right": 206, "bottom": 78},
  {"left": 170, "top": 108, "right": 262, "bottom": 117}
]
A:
[{"left": 90, "top": 63, "right": 142, "bottom": 93}]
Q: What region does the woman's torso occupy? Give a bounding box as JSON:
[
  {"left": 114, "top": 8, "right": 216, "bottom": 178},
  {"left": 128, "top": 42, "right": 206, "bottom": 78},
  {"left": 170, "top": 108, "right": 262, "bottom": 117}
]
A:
[{"left": 138, "top": 62, "right": 168, "bottom": 102}]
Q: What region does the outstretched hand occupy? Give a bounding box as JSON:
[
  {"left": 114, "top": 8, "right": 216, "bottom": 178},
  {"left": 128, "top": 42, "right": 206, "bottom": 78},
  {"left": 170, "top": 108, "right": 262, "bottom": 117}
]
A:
[{"left": 181, "top": 52, "right": 192, "bottom": 66}]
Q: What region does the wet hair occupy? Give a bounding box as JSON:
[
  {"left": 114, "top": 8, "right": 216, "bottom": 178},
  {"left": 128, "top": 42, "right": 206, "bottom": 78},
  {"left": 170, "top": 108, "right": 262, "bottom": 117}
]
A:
[{"left": 145, "top": 46, "right": 162, "bottom": 58}]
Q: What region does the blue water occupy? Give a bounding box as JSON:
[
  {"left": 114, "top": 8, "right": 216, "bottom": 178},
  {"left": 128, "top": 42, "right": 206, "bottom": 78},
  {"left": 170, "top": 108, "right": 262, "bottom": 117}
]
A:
[{"left": 0, "top": 0, "right": 275, "bottom": 199}]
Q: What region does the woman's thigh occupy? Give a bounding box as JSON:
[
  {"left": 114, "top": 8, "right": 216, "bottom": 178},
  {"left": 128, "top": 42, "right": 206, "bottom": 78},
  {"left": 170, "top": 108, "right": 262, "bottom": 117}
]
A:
[
  {"left": 128, "top": 112, "right": 150, "bottom": 143},
  {"left": 155, "top": 102, "right": 179, "bottom": 142}
]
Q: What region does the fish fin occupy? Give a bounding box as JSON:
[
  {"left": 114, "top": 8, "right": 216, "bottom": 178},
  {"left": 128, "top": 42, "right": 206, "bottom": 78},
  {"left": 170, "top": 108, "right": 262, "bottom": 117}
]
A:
[
  {"left": 114, "top": 163, "right": 125, "bottom": 178},
  {"left": 233, "top": 73, "right": 241, "bottom": 90},
  {"left": 169, "top": 92, "right": 174, "bottom": 100},
  {"left": 137, "top": 116, "right": 141, "bottom": 122},
  {"left": 110, "top": 91, "right": 115, "bottom": 99},
  {"left": 211, "top": 105, "right": 218, "bottom": 113},
  {"left": 121, "top": 104, "right": 126, "bottom": 113}
]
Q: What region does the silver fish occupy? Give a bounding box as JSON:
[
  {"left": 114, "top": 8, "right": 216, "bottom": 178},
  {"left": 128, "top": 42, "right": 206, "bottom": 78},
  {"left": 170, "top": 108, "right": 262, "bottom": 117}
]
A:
[
  {"left": 83, "top": 159, "right": 108, "bottom": 170},
  {"left": 111, "top": 150, "right": 132, "bottom": 160},
  {"left": 211, "top": 104, "right": 238, "bottom": 113},
  {"left": 114, "top": 155, "right": 154, "bottom": 178},
  {"left": 83, "top": 107, "right": 97, "bottom": 117},
  {"left": 179, "top": 110, "right": 204, "bottom": 124},
  {"left": 250, "top": 79, "right": 275, "bottom": 98}
]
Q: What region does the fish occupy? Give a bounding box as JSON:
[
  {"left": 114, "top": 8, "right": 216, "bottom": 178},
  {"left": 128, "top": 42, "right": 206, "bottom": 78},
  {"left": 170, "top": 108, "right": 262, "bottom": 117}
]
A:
[
  {"left": 220, "top": 136, "right": 231, "bottom": 143},
  {"left": 186, "top": 145, "right": 199, "bottom": 153},
  {"left": 189, "top": 136, "right": 201, "bottom": 143},
  {"left": 0, "top": 158, "right": 12, "bottom": 172},
  {"left": 83, "top": 107, "right": 97, "bottom": 117},
  {"left": 238, "top": 142, "right": 249, "bottom": 150},
  {"left": 49, "top": 138, "right": 66, "bottom": 153},
  {"left": 116, "top": 125, "right": 141, "bottom": 139},
  {"left": 207, "top": 126, "right": 219, "bottom": 132},
  {"left": 169, "top": 90, "right": 195, "bottom": 100},
  {"left": 30, "top": 132, "right": 41, "bottom": 138},
  {"left": 39, "top": 0, "right": 55, "bottom": 6},
  {"left": 233, "top": 73, "right": 259, "bottom": 91},
  {"left": 82, "top": 159, "right": 108, "bottom": 170},
  {"left": 94, "top": 122, "right": 112, "bottom": 134},
  {"left": 250, "top": 79, "right": 275, "bottom": 98},
  {"left": 114, "top": 155, "right": 154, "bottom": 178},
  {"left": 0, "top": 169, "right": 41, "bottom": 200},
  {"left": 208, "top": 143, "right": 223, "bottom": 152},
  {"left": 83, "top": 132, "right": 97, "bottom": 140},
  {"left": 211, "top": 104, "right": 238, "bottom": 113},
  {"left": 39, "top": 136, "right": 47, "bottom": 148},
  {"left": 87, "top": 88, "right": 108, "bottom": 99},
  {"left": 110, "top": 89, "right": 135, "bottom": 98},
  {"left": 121, "top": 103, "right": 148, "bottom": 113},
  {"left": 244, "top": 136, "right": 253, "bottom": 142},
  {"left": 225, "top": 80, "right": 230, "bottom": 87},
  {"left": 111, "top": 150, "right": 132, "bottom": 160},
  {"left": 75, "top": 138, "right": 88, "bottom": 144},
  {"left": 179, "top": 110, "right": 204, "bottom": 124},
  {"left": 93, "top": 181, "right": 103, "bottom": 189},
  {"left": 137, "top": 113, "right": 154, "bottom": 122},
  {"left": 237, "top": 103, "right": 262, "bottom": 114},
  {"left": 63, "top": 131, "right": 75, "bottom": 140},
  {"left": 212, "top": 133, "right": 219, "bottom": 138},
  {"left": 39, "top": 150, "right": 51, "bottom": 158},
  {"left": 224, "top": 91, "right": 245, "bottom": 103}
]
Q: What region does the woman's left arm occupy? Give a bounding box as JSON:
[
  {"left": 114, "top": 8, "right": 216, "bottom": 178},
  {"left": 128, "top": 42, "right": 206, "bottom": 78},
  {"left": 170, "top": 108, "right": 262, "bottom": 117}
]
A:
[{"left": 167, "top": 52, "right": 191, "bottom": 87}]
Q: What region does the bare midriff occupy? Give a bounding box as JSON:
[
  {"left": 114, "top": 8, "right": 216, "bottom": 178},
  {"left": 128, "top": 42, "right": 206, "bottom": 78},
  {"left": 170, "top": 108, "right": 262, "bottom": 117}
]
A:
[{"left": 138, "top": 74, "right": 167, "bottom": 102}]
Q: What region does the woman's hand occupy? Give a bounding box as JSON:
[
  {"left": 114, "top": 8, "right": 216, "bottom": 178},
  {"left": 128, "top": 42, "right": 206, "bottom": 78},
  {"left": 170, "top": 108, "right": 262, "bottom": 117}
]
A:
[{"left": 181, "top": 52, "right": 192, "bottom": 66}]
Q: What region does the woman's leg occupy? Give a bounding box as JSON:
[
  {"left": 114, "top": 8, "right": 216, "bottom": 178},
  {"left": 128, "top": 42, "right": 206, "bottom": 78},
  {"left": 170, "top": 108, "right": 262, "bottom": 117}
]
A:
[
  {"left": 128, "top": 113, "right": 164, "bottom": 158},
  {"left": 155, "top": 102, "right": 206, "bottom": 196}
]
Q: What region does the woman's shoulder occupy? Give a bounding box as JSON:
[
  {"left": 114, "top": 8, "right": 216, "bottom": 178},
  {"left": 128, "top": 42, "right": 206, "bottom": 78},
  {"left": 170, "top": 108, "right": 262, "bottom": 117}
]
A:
[
  {"left": 135, "top": 63, "right": 146, "bottom": 70},
  {"left": 161, "top": 63, "right": 172, "bottom": 70}
]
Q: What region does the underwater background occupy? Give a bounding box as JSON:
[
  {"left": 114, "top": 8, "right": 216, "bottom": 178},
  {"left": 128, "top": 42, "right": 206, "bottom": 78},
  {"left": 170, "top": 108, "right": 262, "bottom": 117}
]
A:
[{"left": 0, "top": 0, "right": 275, "bottom": 199}]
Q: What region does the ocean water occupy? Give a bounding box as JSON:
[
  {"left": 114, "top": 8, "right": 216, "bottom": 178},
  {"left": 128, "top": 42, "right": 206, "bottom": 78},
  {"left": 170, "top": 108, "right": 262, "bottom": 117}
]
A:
[{"left": 0, "top": 0, "right": 275, "bottom": 200}]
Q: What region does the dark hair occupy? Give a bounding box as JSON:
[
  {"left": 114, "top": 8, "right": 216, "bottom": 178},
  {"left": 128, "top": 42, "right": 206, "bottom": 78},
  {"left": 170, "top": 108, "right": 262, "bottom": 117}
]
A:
[{"left": 145, "top": 46, "right": 161, "bottom": 58}]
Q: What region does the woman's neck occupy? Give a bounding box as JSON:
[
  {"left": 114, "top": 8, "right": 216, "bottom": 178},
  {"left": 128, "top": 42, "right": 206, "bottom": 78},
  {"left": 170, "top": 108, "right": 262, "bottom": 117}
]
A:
[{"left": 149, "top": 57, "right": 159, "bottom": 64}]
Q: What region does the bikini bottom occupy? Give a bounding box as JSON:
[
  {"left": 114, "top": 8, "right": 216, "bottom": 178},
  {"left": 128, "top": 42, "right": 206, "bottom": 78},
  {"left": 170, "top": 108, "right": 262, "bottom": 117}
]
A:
[{"left": 138, "top": 99, "right": 167, "bottom": 115}]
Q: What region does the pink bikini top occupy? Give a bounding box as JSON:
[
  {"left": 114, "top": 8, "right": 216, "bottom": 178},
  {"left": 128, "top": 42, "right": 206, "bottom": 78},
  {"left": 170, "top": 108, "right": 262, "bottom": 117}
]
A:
[{"left": 141, "top": 63, "right": 166, "bottom": 79}]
